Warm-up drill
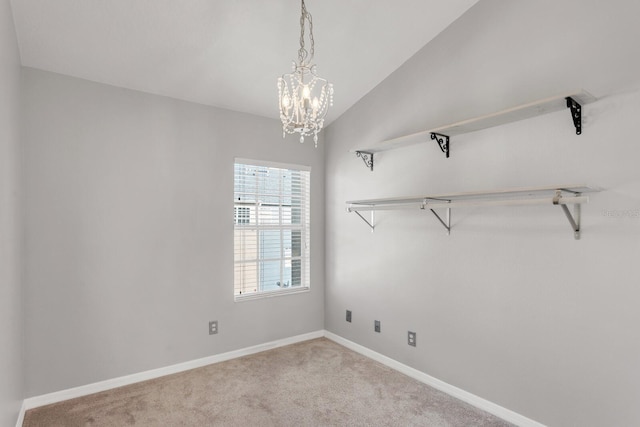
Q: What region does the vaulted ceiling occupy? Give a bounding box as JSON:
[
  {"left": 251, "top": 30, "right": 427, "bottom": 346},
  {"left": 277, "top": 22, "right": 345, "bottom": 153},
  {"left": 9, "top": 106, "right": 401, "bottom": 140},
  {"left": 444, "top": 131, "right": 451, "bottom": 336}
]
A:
[{"left": 10, "top": 0, "right": 478, "bottom": 124}]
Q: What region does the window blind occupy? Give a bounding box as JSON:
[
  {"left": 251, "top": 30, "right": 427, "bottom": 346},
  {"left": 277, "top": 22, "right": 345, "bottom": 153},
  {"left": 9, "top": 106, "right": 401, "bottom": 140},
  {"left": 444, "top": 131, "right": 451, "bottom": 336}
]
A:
[{"left": 234, "top": 160, "right": 310, "bottom": 298}]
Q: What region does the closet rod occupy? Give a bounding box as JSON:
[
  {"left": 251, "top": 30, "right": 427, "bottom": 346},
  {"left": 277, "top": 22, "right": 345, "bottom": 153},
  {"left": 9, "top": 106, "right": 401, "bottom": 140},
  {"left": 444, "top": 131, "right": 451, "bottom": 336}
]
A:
[{"left": 348, "top": 195, "right": 588, "bottom": 212}]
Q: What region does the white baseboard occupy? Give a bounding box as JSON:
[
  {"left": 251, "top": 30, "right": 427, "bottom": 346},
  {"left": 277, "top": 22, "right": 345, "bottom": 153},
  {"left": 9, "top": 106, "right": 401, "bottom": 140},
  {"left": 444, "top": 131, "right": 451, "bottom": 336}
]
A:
[
  {"left": 18, "top": 329, "right": 543, "bottom": 427},
  {"left": 15, "top": 400, "right": 26, "bottom": 427},
  {"left": 323, "top": 331, "right": 545, "bottom": 427},
  {"left": 21, "top": 330, "right": 324, "bottom": 414}
]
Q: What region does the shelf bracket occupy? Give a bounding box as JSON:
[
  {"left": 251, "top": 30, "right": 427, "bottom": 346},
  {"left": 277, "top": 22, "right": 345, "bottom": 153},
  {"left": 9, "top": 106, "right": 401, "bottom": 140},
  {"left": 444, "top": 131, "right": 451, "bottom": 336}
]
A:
[
  {"left": 423, "top": 198, "right": 451, "bottom": 234},
  {"left": 350, "top": 209, "right": 375, "bottom": 232},
  {"left": 429, "top": 208, "right": 451, "bottom": 235},
  {"left": 355, "top": 151, "right": 374, "bottom": 171},
  {"left": 553, "top": 190, "right": 582, "bottom": 239},
  {"left": 430, "top": 133, "right": 450, "bottom": 158},
  {"left": 566, "top": 97, "right": 582, "bottom": 135}
]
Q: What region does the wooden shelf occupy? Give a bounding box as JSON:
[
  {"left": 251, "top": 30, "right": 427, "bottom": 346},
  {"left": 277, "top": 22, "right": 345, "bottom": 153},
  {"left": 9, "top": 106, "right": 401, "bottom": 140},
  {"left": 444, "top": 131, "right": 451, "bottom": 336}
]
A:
[
  {"left": 347, "top": 184, "right": 602, "bottom": 239},
  {"left": 352, "top": 90, "right": 596, "bottom": 156}
]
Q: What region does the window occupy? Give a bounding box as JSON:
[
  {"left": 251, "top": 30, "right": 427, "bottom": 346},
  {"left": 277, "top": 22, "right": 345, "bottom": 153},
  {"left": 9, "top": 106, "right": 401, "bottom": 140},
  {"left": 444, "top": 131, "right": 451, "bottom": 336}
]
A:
[
  {"left": 234, "top": 159, "right": 311, "bottom": 299},
  {"left": 234, "top": 206, "right": 250, "bottom": 224}
]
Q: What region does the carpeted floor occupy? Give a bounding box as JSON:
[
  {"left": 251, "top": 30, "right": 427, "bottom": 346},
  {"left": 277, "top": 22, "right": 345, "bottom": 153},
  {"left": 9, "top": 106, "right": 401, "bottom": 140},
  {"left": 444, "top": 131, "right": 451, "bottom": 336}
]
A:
[{"left": 23, "top": 338, "right": 514, "bottom": 426}]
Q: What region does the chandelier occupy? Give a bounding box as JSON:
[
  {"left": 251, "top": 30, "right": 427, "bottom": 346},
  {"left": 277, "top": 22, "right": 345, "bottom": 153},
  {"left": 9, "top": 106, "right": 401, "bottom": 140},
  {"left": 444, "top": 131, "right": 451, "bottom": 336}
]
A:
[{"left": 277, "top": 0, "right": 333, "bottom": 147}]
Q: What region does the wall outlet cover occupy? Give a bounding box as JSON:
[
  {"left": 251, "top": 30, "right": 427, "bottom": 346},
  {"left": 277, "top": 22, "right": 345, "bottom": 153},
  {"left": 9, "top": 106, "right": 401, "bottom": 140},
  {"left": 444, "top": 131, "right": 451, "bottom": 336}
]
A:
[
  {"left": 374, "top": 320, "right": 381, "bottom": 333},
  {"left": 209, "top": 320, "right": 218, "bottom": 335},
  {"left": 408, "top": 331, "right": 416, "bottom": 346},
  {"left": 346, "top": 310, "right": 352, "bottom": 322}
]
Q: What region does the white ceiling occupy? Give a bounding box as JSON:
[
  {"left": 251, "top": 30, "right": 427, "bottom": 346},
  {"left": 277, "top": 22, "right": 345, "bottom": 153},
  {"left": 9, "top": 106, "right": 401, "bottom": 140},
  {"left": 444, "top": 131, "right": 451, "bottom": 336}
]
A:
[{"left": 10, "top": 0, "right": 478, "bottom": 124}]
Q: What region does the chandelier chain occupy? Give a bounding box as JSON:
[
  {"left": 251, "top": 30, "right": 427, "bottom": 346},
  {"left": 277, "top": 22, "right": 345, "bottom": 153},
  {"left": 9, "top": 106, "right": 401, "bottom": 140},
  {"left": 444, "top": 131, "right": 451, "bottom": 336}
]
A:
[{"left": 298, "top": 0, "right": 314, "bottom": 64}]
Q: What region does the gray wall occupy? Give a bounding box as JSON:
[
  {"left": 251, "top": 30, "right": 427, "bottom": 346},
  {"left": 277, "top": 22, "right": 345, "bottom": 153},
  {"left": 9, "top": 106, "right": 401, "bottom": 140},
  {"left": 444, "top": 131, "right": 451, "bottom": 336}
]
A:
[
  {"left": 11, "top": 2, "right": 640, "bottom": 426},
  {"left": 21, "top": 68, "right": 325, "bottom": 397},
  {"left": 0, "top": 0, "right": 23, "bottom": 425},
  {"left": 324, "top": 1, "right": 640, "bottom": 426}
]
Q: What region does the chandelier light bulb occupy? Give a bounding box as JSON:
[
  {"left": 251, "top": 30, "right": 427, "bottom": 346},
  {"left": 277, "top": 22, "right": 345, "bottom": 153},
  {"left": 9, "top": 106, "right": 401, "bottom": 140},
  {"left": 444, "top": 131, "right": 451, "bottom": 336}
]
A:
[{"left": 282, "top": 95, "right": 290, "bottom": 108}]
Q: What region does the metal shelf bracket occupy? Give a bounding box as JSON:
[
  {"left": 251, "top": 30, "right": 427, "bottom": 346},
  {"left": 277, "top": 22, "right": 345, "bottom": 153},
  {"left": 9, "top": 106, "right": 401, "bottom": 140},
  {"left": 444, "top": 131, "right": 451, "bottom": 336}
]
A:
[
  {"left": 422, "top": 198, "right": 451, "bottom": 234},
  {"left": 429, "top": 208, "right": 451, "bottom": 235},
  {"left": 349, "top": 207, "right": 375, "bottom": 232},
  {"left": 566, "top": 97, "right": 582, "bottom": 135},
  {"left": 430, "top": 133, "right": 450, "bottom": 158},
  {"left": 553, "top": 190, "right": 582, "bottom": 239},
  {"left": 355, "top": 151, "right": 374, "bottom": 171}
]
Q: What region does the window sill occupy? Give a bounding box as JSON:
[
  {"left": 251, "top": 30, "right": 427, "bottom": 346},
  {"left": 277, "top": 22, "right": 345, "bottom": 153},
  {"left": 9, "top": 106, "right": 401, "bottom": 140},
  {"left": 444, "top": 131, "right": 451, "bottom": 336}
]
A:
[{"left": 234, "top": 286, "right": 310, "bottom": 302}]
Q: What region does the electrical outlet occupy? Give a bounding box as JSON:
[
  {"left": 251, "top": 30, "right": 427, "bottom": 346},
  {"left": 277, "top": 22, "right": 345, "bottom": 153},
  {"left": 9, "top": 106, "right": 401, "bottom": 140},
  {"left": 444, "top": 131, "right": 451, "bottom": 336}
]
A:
[
  {"left": 408, "top": 331, "right": 416, "bottom": 347},
  {"left": 346, "top": 310, "right": 352, "bottom": 322},
  {"left": 209, "top": 320, "right": 218, "bottom": 335},
  {"left": 374, "top": 320, "right": 381, "bottom": 333}
]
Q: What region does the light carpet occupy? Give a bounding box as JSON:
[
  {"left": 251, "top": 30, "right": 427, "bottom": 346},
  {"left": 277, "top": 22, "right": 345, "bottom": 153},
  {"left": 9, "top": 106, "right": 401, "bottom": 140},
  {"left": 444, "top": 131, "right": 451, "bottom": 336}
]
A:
[{"left": 23, "top": 338, "right": 514, "bottom": 426}]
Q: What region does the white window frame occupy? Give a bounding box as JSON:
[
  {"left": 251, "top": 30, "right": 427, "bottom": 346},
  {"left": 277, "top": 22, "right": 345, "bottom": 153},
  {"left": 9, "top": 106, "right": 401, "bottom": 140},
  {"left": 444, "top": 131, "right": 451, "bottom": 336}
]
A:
[{"left": 233, "top": 158, "right": 311, "bottom": 301}]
